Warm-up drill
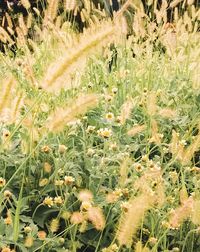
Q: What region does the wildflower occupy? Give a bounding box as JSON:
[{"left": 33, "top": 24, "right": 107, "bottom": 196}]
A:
[
  {"left": 70, "top": 212, "right": 85, "bottom": 225},
  {"left": 169, "top": 171, "right": 178, "bottom": 184},
  {"left": 105, "top": 112, "right": 114, "bottom": 122},
  {"left": 58, "top": 237, "right": 65, "bottom": 244},
  {"left": 143, "top": 88, "right": 148, "bottom": 93},
  {"left": 121, "top": 202, "right": 131, "bottom": 212},
  {"left": 102, "top": 243, "right": 119, "bottom": 252},
  {"left": 97, "top": 128, "right": 112, "bottom": 138},
  {"left": 79, "top": 220, "right": 88, "bottom": 233},
  {"left": 2, "top": 129, "right": 11, "bottom": 138},
  {"left": 54, "top": 196, "right": 63, "bottom": 205},
  {"left": 161, "top": 220, "right": 170, "bottom": 229},
  {"left": 55, "top": 180, "right": 64, "bottom": 186},
  {"left": 2, "top": 247, "right": 11, "bottom": 252},
  {"left": 148, "top": 237, "right": 158, "bottom": 246},
  {"left": 87, "top": 148, "right": 95, "bottom": 157},
  {"left": 112, "top": 87, "right": 118, "bottom": 94},
  {"left": 24, "top": 226, "right": 32, "bottom": 233},
  {"left": 109, "top": 142, "right": 118, "bottom": 151},
  {"left": 86, "top": 125, "right": 95, "bottom": 133},
  {"left": 37, "top": 231, "right": 47, "bottom": 240},
  {"left": 41, "top": 145, "right": 51, "bottom": 153},
  {"left": 3, "top": 190, "right": 12, "bottom": 199},
  {"left": 141, "top": 155, "right": 148, "bottom": 162},
  {"left": 104, "top": 95, "right": 113, "bottom": 102},
  {"left": 4, "top": 210, "right": 12, "bottom": 225},
  {"left": 134, "top": 163, "right": 144, "bottom": 172},
  {"left": 172, "top": 248, "right": 180, "bottom": 252},
  {"left": 106, "top": 189, "right": 123, "bottom": 203},
  {"left": 64, "top": 176, "right": 75, "bottom": 185},
  {"left": 78, "top": 190, "right": 93, "bottom": 202},
  {"left": 43, "top": 162, "right": 52, "bottom": 173},
  {"left": 61, "top": 211, "right": 71, "bottom": 220},
  {"left": 43, "top": 196, "right": 54, "bottom": 207},
  {"left": 0, "top": 177, "right": 6, "bottom": 187},
  {"left": 58, "top": 144, "right": 67, "bottom": 154},
  {"left": 24, "top": 236, "right": 34, "bottom": 247},
  {"left": 81, "top": 201, "right": 92, "bottom": 211},
  {"left": 116, "top": 115, "right": 122, "bottom": 124},
  {"left": 39, "top": 178, "right": 49, "bottom": 187}
]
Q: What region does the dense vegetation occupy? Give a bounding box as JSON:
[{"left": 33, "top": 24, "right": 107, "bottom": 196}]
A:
[{"left": 0, "top": 0, "right": 200, "bottom": 251}]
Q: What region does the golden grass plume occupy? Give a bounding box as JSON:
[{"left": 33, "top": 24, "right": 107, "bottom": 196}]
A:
[
  {"left": 116, "top": 193, "right": 153, "bottom": 247},
  {"left": 127, "top": 124, "right": 146, "bottom": 137},
  {"left": 87, "top": 206, "right": 105, "bottom": 231},
  {"left": 46, "top": 93, "right": 99, "bottom": 132},
  {"left": 41, "top": 21, "right": 118, "bottom": 92}
]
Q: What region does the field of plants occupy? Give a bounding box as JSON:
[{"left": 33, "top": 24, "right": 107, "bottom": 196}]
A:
[{"left": 0, "top": 0, "right": 200, "bottom": 251}]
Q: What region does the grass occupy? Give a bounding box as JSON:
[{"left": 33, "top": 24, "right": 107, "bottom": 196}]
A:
[{"left": 0, "top": 1, "right": 200, "bottom": 251}]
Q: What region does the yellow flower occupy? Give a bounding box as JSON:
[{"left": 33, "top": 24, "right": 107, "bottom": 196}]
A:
[
  {"left": 112, "top": 87, "right": 118, "bottom": 94},
  {"left": 120, "top": 202, "right": 131, "bottom": 212},
  {"left": 2, "top": 129, "right": 11, "bottom": 139},
  {"left": 39, "top": 178, "right": 49, "bottom": 187},
  {"left": 105, "top": 112, "right": 114, "bottom": 122},
  {"left": 2, "top": 247, "right": 12, "bottom": 252},
  {"left": 134, "top": 163, "right": 144, "bottom": 172},
  {"left": 24, "top": 226, "right": 32, "bottom": 233},
  {"left": 81, "top": 201, "right": 92, "bottom": 211},
  {"left": 43, "top": 196, "right": 54, "bottom": 207},
  {"left": 87, "top": 148, "right": 95, "bottom": 156},
  {"left": 37, "top": 231, "right": 47, "bottom": 240},
  {"left": 41, "top": 145, "right": 51, "bottom": 153},
  {"left": 97, "top": 128, "right": 112, "bottom": 138},
  {"left": 54, "top": 196, "right": 63, "bottom": 205},
  {"left": 58, "top": 144, "right": 67, "bottom": 154},
  {"left": 3, "top": 190, "right": 12, "bottom": 199},
  {"left": 54, "top": 179, "right": 64, "bottom": 186},
  {"left": 24, "top": 236, "right": 34, "bottom": 247},
  {"left": 43, "top": 162, "right": 52, "bottom": 173},
  {"left": 64, "top": 176, "right": 75, "bottom": 185},
  {"left": 86, "top": 125, "right": 95, "bottom": 133},
  {"left": 0, "top": 177, "right": 6, "bottom": 187},
  {"left": 109, "top": 142, "right": 118, "bottom": 151}
]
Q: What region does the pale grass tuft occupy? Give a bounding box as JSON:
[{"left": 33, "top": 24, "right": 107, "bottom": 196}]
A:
[
  {"left": 135, "top": 241, "right": 150, "bottom": 252},
  {"left": 116, "top": 194, "right": 153, "bottom": 247},
  {"left": 41, "top": 21, "right": 117, "bottom": 92},
  {"left": 179, "top": 185, "right": 188, "bottom": 204},
  {"left": 169, "top": 196, "right": 194, "bottom": 229},
  {"left": 46, "top": 94, "right": 99, "bottom": 132},
  {"left": 182, "top": 131, "right": 200, "bottom": 165},
  {"left": 158, "top": 108, "right": 177, "bottom": 118},
  {"left": 21, "top": 0, "right": 31, "bottom": 9},
  {"left": 149, "top": 119, "right": 163, "bottom": 144},
  {"left": 127, "top": 124, "right": 146, "bottom": 136},
  {"left": 119, "top": 157, "right": 131, "bottom": 187},
  {"left": 70, "top": 212, "right": 85, "bottom": 225},
  {"left": 87, "top": 206, "right": 105, "bottom": 231},
  {"left": 169, "top": 130, "right": 185, "bottom": 161},
  {"left": 50, "top": 218, "right": 60, "bottom": 233},
  {"left": 146, "top": 92, "right": 157, "bottom": 116},
  {"left": 191, "top": 200, "right": 200, "bottom": 225},
  {"left": 78, "top": 189, "right": 93, "bottom": 202},
  {"left": 120, "top": 99, "right": 135, "bottom": 124},
  {"left": 0, "top": 77, "right": 16, "bottom": 116},
  {"left": 0, "top": 27, "right": 14, "bottom": 45}
]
